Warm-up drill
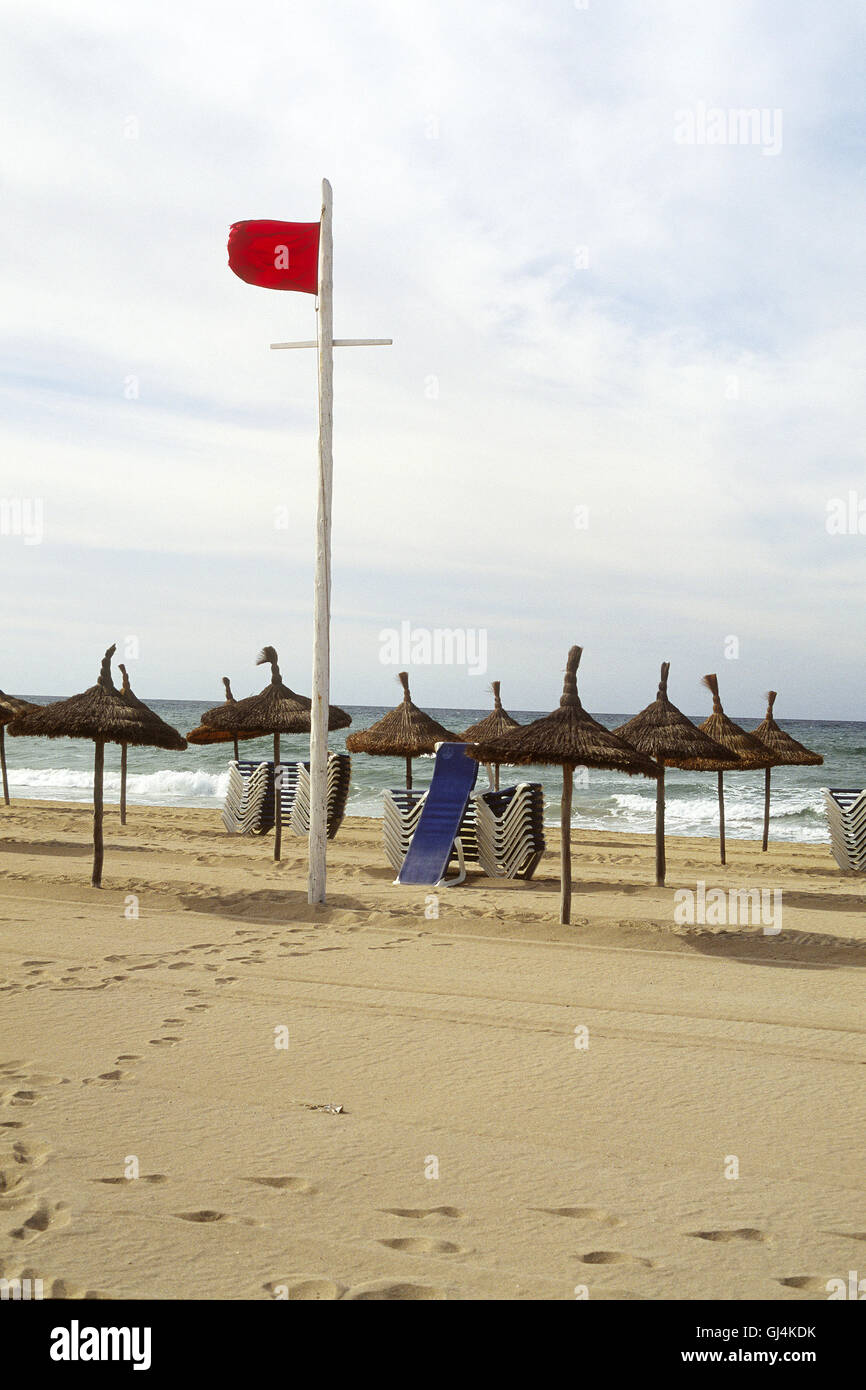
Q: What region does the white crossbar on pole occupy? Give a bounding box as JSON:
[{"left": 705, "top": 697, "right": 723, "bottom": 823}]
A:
[{"left": 271, "top": 339, "right": 393, "bottom": 349}]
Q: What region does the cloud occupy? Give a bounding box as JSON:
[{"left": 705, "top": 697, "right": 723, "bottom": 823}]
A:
[{"left": 0, "top": 0, "right": 863, "bottom": 714}]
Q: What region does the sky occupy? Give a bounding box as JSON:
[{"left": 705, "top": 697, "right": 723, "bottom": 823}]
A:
[{"left": 1, "top": 0, "right": 864, "bottom": 718}]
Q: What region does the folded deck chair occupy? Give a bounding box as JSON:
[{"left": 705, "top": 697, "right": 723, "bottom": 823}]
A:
[
  {"left": 396, "top": 743, "right": 478, "bottom": 886},
  {"left": 383, "top": 787, "right": 479, "bottom": 873},
  {"left": 222, "top": 761, "right": 271, "bottom": 835},
  {"left": 823, "top": 788, "right": 866, "bottom": 870},
  {"left": 474, "top": 783, "right": 545, "bottom": 880},
  {"left": 290, "top": 754, "right": 352, "bottom": 839},
  {"left": 256, "top": 761, "right": 301, "bottom": 834}
]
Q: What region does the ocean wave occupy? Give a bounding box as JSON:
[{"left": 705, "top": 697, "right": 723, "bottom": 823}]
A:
[{"left": 9, "top": 767, "right": 229, "bottom": 799}]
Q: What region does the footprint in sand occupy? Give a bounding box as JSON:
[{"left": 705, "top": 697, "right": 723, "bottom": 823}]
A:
[
  {"left": 245, "top": 1176, "right": 316, "bottom": 1193},
  {"left": 778, "top": 1275, "right": 829, "bottom": 1293},
  {"left": 174, "top": 1210, "right": 227, "bottom": 1223},
  {"left": 264, "top": 1278, "right": 345, "bottom": 1301},
  {"left": 344, "top": 1281, "right": 446, "bottom": 1300},
  {"left": 579, "top": 1250, "right": 654, "bottom": 1267},
  {"left": 381, "top": 1207, "right": 463, "bottom": 1220},
  {"left": 116, "top": 1055, "right": 142, "bottom": 1062},
  {"left": 378, "top": 1237, "right": 466, "bottom": 1255},
  {"left": 13, "top": 1139, "right": 50, "bottom": 1168},
  {"left": 148, "top": 1038, "right": 180, "bottom": 1047},
  {"left": 11, "top": 1201, "right": 71, "bottom": 1242},
  {"left": 689, "top": 1228, "right": 768, "bottom": 1243},
  {"left": 535, "top": 1206, "right": 623, "bottom": 1227},
  {"left": 97, "top": 1070, "right": 131, "bottom": 1082},
  {"left": 214, "top": 978, "right": 238, "bottom": 986}
]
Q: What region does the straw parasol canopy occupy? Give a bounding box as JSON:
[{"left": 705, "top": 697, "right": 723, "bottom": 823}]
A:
[
  {"left": 751, "top": 690, "right": 823, "bottom": 851},
  {"left": 0, "top": 689, "right": 39, "bottom": 806},
  {"left": 8, "top": 645, "right": 187, "bottom": 886},
  {"left": 614, "top": 662, "right": 736, "bottom": 886},
  {"left": 467, "top": 646, "right": 658, "bottom": 925},
  {"left": 346, "top": 671, "right": 459, "bottom": 790},
  {"left": 116, "top": 662, "right": 187, "bottom": 826},
  {"left": 187, "top": 677, "right": 267, "bottom": 762},
  {"left": 200, "top": 647, "right": 351, "bottom": 862},
  {"left": 460, "top": 681, "right": 520, "bottom": 791},
  {"left": 698, "top": 673, "right": 773, "bottom": 865}
]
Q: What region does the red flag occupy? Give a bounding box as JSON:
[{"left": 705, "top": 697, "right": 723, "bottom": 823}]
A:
[{"left": 228, "top": 219, "right": 320, "bottom": 294}]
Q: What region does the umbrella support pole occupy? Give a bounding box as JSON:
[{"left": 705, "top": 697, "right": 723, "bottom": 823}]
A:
[
  {"left": 273, "top": 734, "right": 282, "bottom": 863},
  {"left": 405, "top": 756, "right": 412, "bottom": 791},
  {"left": 0, "top": 726, "right": 8, "bottom": 805},
  {"left": 655, "top": 763, "right": 666, "bottom": 887},
  {"left": 120, "top": 744, "right": 127, "bottom": 825},
  {"left": 494, "top": 761, "right": 500, "bottom": 792},
  {"left": 560, "top": 765, "right": 573, "bottom": 926},
  {"left": 762, "top": 766, "right": 771, "bottom": 851},
  {"left": 92, "top": 739, "right": 104, "bottom": 888},
  {"left": 717, "top": 771, "right": 726, "bottom": 866}
]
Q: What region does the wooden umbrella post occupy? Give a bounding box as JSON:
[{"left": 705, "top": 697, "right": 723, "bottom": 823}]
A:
[
  {"left": 494, "top": 761, "right": 500, "bottom": 792},
  {"left": 762, "top": 766, "right": 771, "bottom": 852},
  {"left": 560, "top": 763, "right": 573, "bottom": 926},
  {"left": 0, "top": 726, "right": 8, "bottom": 805},
  {"left": 92, "top": 739, "right": 105, "bottom": 888},
  {"left": 273, "top": 732, "right": 282, "bottom": 863},
  {"left": 717, "top": 770, "right": 726, "bottom": 866},
  {"left": 655, "top": 761, "right": 666, "bottom": 887},
  {"left": 119, "top": 744, "right": 127, "bottom": 825},
  {"left": 405, "top": 755, "right": 412, "bottom": 791}
]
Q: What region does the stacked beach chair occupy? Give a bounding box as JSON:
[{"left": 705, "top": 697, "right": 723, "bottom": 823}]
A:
[
  {"left": 823, "top": 788, "right": 866, "bottom": 871},
  {"left": 474, "top": 783, "right": 546, "bottom": 880},
  {"left": 222, "top": 754, "right": 350, "bottom": 839},
  {"left": 221, "top": 760, "right": 271, "bottom": 834},
  {"left": 383, "top": 788, "right": 479, "bottom": 874},
  {"left": 383, "top": 781, "right": 544, "bottom": 880},
  {"left": 290, "top": 755, "right": 352, "bottom": 839}
]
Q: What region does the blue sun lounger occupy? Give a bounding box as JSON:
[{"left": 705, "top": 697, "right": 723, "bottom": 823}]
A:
[{"left": 396, "top": 743, "right": 479, "bottom": 887}]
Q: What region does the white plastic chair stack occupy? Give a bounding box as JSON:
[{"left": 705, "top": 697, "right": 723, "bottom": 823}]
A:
[
  {"left": 823, "top": 788, "right": 866, "bottom": 870},
  {"left": 221, "top": 760, "right": 270, "bottom": 835},
  {"left": 473, "top": 783, "right": 545, "bottom": 880},
  {"left": 290, "top": 753, "right": 352, "bottom": 838}
]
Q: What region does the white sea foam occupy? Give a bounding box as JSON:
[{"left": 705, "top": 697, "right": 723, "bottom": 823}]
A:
[{"left": 9, "top": 767, "right": 229, "bottom": 801}]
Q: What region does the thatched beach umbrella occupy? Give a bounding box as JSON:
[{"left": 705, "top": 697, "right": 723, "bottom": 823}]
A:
[
  {"left": 187, "top": 678, "right": 267, "bottom": 762},
  {"left": 614, "top": 662, "right": 735, "bottom": 887},
  {"left": 117, "top": 663, "right": 187, "bottom": 826},
  {"left": 467, "top": 646, "right": 658, "bottom": 926},
  {"left": 698, "top": 674, "right": 773, "bottom": 866},
  {"left": 8, "top": 645, "right": 187, "bottom": 887},
  {"left": 346, "top": 671, "right": 459, "bottom": 791},
  {"left": 201, "top": 646, "right": 351, "bottom": 862},
  {"left": 460, "top": 681, "right": 520, "bottom": 791},
  {"left": 0, "top": 690, "right": 38, "bottom": 806},
  {"left": 752, "top": 691, "right": 823, "bottom": 852}
]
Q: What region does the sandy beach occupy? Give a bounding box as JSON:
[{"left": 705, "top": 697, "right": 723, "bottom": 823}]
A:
[{"left": 0, "top": 800, "right": 863, "bottom": 1302}]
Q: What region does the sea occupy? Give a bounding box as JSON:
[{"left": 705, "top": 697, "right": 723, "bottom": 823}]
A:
[{"left": 5, "top": 699, "right": 863, "bottom": 845}]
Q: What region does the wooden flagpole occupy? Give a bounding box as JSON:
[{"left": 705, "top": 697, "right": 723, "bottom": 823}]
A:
[{"left": 308, "top": 177, "right": 333, "bottom": 905}]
